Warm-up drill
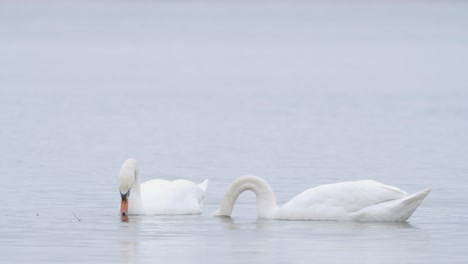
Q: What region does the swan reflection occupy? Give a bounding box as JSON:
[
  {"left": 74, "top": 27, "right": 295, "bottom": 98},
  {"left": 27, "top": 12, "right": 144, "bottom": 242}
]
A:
[{"left": 216, "top": 215, "right": 273, "bottom": 231}]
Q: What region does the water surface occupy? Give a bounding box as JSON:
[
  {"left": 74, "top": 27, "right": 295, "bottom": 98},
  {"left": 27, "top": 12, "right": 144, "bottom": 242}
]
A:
[{"left": 1, "top": 1, "right": 468, "bottom": 263}]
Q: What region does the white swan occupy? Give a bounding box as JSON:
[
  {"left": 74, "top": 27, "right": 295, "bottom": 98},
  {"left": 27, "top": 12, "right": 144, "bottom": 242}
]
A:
[
  {"left": 118, "top": 158, "right": 209, "bottom": 216},
  {"left": 213, "top": 176, "right": 431, "bottom": 221}
]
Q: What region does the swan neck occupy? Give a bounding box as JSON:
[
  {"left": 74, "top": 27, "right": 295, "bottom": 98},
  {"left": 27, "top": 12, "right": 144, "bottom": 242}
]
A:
[
  {"left": 126, "top": 160, "right": 143, "bottom": 213},
  {"left": 216, "top": 176, "right": 278, "bottom": 218},
  {"left": 132, "top": 164, "right": 141, "bottom": 193}
]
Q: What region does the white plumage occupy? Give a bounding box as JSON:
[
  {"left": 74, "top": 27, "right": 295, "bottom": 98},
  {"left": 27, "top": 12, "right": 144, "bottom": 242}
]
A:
[
  {"left": 118, "top": 159, "right": 208, "bottom": 215},
  {"left": 213, "top": 176, "right": 431, "bottom": 221}
]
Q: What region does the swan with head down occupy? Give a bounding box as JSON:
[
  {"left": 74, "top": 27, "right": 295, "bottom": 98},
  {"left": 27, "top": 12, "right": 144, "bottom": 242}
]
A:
[
  {"left": 118, "top": 158, "right": 209, "bottom": 216},
  {"left": 213, "top": 176, "right": 431, "bottom": 221}
]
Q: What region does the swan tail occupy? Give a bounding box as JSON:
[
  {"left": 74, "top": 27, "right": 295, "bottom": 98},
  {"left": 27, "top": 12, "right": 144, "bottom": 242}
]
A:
[
  {"left": 350, "top": 187, "right": 432, "bottom": 222},
  {"left": 198, "top": 179, "right": 209, "bottom": 193},
  {"left": 396, "top": 187, "right": 432, "bottom": 220}
]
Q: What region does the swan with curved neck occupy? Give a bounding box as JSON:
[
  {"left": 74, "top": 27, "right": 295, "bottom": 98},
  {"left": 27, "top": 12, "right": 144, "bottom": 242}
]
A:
[
  {"left": 118, "top": 158, "right": 208, "bottom": 216},
  {"left": 213, "top": 176, "right": 431, "bottom": 221}
]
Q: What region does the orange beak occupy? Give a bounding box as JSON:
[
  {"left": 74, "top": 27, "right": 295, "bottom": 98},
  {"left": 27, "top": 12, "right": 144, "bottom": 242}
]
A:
[
  {"left": 120, "top": 198, "right": 128, "bottom": 216},
  {"left": 120, "top": 191, "right": 129, "bottom": 216}
]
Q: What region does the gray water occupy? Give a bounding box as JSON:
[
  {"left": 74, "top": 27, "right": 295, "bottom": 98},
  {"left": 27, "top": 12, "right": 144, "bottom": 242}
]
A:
[{"left": 1, "top": 1, "right": 468, "bottom": 263}]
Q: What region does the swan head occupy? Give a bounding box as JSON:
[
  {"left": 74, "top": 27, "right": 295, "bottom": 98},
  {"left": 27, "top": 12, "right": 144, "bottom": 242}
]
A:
[
  {"left": 118, "top": 159, "right": 137, "bottom": 216},
  {"left": 119, "top": 170, "right": 133, "bottom": 216}
]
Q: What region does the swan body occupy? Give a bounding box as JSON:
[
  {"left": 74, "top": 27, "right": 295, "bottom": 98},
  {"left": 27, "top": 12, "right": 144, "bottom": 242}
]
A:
[
  {"left": 118, "top": 158, "right": 209, "bottom": 215},
  {"left": 213, "top": 176, "right": 431, "bottom": 222}
]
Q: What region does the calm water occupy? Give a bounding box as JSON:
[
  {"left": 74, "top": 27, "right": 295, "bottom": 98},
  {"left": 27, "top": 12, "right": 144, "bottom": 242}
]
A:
[{"left": 1, "top": 1, "right": 468, "bottom": 263}]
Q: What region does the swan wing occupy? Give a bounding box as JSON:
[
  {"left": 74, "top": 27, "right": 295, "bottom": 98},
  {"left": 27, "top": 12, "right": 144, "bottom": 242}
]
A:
[
  {"left": 280, "top": 180, "right": 409, "bottom": 220},
  {"left": 140, "top": 179, "right": 206, "bottom": 214},
  {"left": 349, "top": 187, "right": 431, "bottom": 221}
]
